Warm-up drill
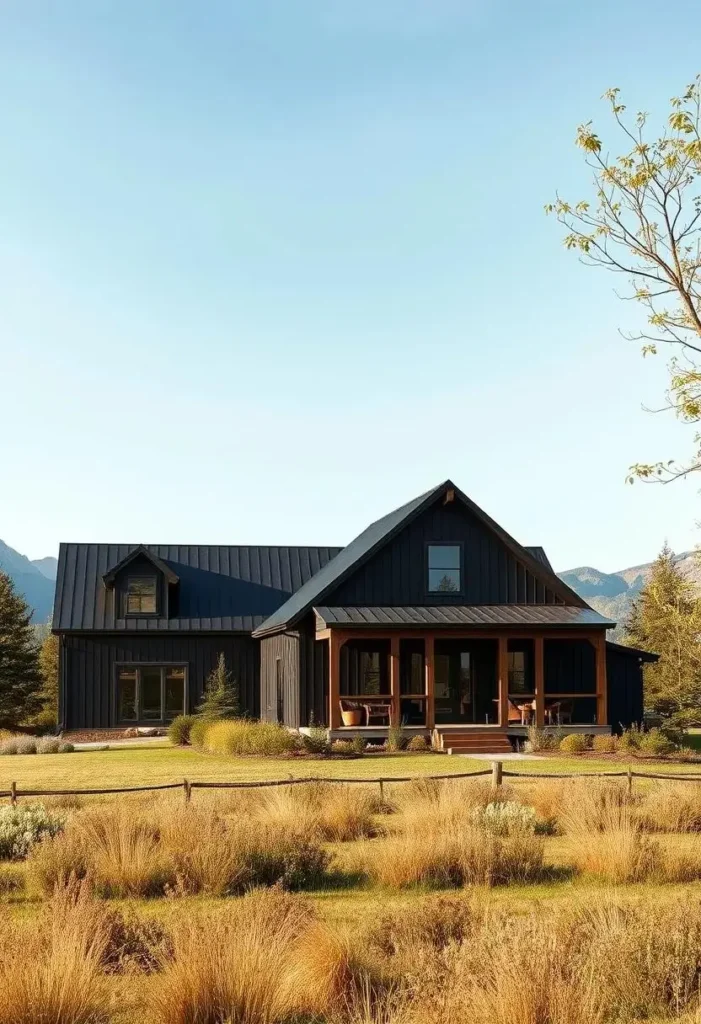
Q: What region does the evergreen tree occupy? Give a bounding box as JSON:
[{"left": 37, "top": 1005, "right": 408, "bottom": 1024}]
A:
[
  {"left": 624, "top": 544, "right": 701, "bottom": 720},
  {"left": 36, "top": 628, "right": 59, "bottom": 727},
  {"left": 196, "top": 652, "right": 240, "bottom": 721},
  {"left": 0, "top": 571, "right": 42, "bottom": 727}
]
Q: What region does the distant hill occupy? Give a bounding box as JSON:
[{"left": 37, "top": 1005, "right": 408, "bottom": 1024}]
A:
[
  {"left": 0, "top": 540, "right": 56, "bottom": 623},
  {"left": 558, "top": 550, "right": 699, "bottom": 640}
]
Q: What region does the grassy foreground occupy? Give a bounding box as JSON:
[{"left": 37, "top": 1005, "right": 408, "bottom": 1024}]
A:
[{"left": 3, "top": 744, "right": 701, "bottom": 793}]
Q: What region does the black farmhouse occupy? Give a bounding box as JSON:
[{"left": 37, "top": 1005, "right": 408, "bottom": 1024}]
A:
[{"left": 53, "top": 480, "right": 653, "bottom": 752}]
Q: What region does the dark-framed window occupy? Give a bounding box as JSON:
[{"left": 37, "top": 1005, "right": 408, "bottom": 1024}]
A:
[
  {"left": 427, "top": 544, "right": 462, "bottom": 593},
  {"left": 116, "top": 664, "right": 187, "bottom": 723},
  {"left": 125, "top": 576, "right": 158, "bottom": 615}
]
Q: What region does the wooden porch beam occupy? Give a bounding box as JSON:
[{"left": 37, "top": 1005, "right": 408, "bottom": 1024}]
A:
[
  {"left": 498, "top": 635, "right": 508, "bottom": 727},
  {"left": 425, "top": 634, "right": 435, "bottom": 730},
  {"left": 390, "top": 634, "right": 400, "bottom": 727},
  {"left": 595, "top": 632, "right": 608, "bottom": 725},
  {"left": 534, "top": 636, "right": 545, "bottom": 728},
  {"left": 328, "top": 631, "right": 345, "bottom": 730}
]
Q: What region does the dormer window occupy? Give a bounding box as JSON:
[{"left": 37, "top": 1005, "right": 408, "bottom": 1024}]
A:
[
  {"left": 125, "top": 576, "right": 158, "bottom": 615},
  {"left": 427, "top": 544, "right": 462, "bottom": 593}
]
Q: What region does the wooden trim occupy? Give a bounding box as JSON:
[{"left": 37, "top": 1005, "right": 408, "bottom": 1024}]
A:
[
  {"left": 328, "top": 632, "right": 344, "bottom": 730},
  {"left": 390, "top": 635, "right": 400, "bottom": 726},
  {"left": 498, "top": 635, "right": 509, "bottom": 726},
  {"left": 425, "top": 634, "right": 435, "bottom": 730},
  {"left": 534, "top": 636, "right": 544, "bottom": 728},
  {"left": 313, "top": 627, "right": 609, "bottom": 642},
  {"left": 595, "top": 632, "right": 608, "bottom": 725}
]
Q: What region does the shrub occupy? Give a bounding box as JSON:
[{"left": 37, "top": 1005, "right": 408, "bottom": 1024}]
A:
[
  {"left": 203, "top": 719, "right": 299, "bottom": 757},
  {"left": 619, "top": 725, "right": 643, "bottom": 751},
  {"left": 0, "top": 803, "right": 65, "bottom": 860},
  {"left": 407, "top": 735, "right": 429, "bottom": 752},
  {"left": 0, "top": 738, "right": 19, "bottom": 755},
  {"left": 524, "top": 725, "right": 556, "bottom": 753},
  {"left": 168, "top": 714, "right": 196, "bottom": 746},
  {"left": 331, "top": 739, "right": 355, "bottom": 756},
  {"left": 592, "top": 733, "right": 619, "bottom": 753},
  {"left": 350, "top": 734, "right": 366, "bottom": 755},
  {"left": 36, "top": 737, "right": 61, "bottom": 754},
  {"left": 637, "top": 728, "right": 676, "bottom": 757},
  {"left": 188, "top": 717, "right": 210, "bottom": 750},
  {"left": 32, "top": 708, "right": 58, "bottom": 734},
  {"left": 559, "top": 733, "right": 589, "bottom": 755},
  {"left": 302, "top": 722, "right": 330, "bottom": 755},
  {"left": 471, "top": 801, "right": 538, "bottom": 836},
  {"left": 102, "top": 908, "right": 172, "bottom": 974},
  {"left": 387, "top": 724, "right": 408, "bottom": 752},
  {"left": 15, "top": 738, "right": 38, "bottom": 755},
  {"left": 58, "top": 741, "right": 75, "bottom": 753}
]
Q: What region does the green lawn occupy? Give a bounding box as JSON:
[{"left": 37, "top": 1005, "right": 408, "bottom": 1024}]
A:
[{"left": 3, "top": 744, "right": 701, "bottom": 795}]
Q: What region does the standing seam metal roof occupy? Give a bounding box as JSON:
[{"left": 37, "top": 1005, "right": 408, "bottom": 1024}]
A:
[
  {"left": 314, "top": 606, "right": 616, "bottom": 629},
  {"left": 53, "top": 544, "right": 342, "bottom": 632}
]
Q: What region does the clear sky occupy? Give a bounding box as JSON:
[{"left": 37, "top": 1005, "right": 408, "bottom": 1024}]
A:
[{"left": 1, "top": 0, "right": 699, "bottom": 572}]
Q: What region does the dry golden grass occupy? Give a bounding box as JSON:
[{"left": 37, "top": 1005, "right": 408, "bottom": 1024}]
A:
[
  {"left": 259, "top": 781, "right": 380, "bottom": 841},
  {"left": 28, "top": 801, "right": 329, "bottom": 898},
  {"left": 0, "top": 879, "right": 110, "bottom": 1024},
  {"left": 638, "top": 782, "right": 701, "bottom": 833}
]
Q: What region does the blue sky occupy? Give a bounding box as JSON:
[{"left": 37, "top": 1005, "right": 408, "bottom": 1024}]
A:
[{"left": 1, "top": 0, "right": 700, "bottom": 571}]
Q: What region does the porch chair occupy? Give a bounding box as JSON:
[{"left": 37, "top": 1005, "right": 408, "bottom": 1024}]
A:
[
  {"left": 361, "top": 701, "right": 392, "bottom": 726},
  {"left": 546, "top": 699, "right": 573, "bottom": 725}
]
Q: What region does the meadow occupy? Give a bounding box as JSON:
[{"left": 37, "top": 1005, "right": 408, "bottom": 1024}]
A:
[{"left": 6, "top": 763, "right": 701, "bottom": 1022}]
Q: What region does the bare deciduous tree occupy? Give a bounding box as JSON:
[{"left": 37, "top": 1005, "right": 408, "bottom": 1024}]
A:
[{"left": 547, "top": 75, "right": 701, "bottom": 482}]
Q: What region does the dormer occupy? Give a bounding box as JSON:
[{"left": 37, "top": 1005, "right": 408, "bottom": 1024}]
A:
[{"left": 102, "top": 546, "right": 179, "bottom": 620}]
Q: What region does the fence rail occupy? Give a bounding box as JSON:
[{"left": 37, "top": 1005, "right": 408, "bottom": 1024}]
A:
[{"left": 3, "top": 762, "right": 701, "bottom": 805}]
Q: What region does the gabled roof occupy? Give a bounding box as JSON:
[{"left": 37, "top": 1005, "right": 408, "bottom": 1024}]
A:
[
  {"left": 102, "top": 545, "right": 179, "bottom": 586},
  {"left": 53, "top": 544, "right": 342, "bottom": 632},
  {"left": 525, "top": 546, "right": 553, "bottom": 572},
  {"left": 253, "top": 480, "right": 588, "bottom": 638},
  {"left": 315, "top": 606, "right": 615, "bottom": 629}
]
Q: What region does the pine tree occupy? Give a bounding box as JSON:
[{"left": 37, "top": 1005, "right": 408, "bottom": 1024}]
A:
[
  {"left": 36, "top": 629, "right": 59, "bottom": 727},
  {"left": 624, "top": 544, "right": 701, "bottom": 721},
  {"left": 0, "top": 571, "right": 42, "bottom": 728},
  {"left": 196, "top": 652, "right": 240, "bottom": 721}
]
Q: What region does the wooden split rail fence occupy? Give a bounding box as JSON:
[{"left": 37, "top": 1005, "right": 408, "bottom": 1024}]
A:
[{"left": 3, "top": 763, "right": 701, "bottom": 805}]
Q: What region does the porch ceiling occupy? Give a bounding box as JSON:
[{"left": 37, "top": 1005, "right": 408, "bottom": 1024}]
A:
[{"left": 314, "top": 605, "right": 616, "bottom": 629}]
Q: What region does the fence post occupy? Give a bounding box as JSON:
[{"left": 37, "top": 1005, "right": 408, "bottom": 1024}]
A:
[
  {"left": 627, "top": 765, "right": 633, "bottom": 797},
  {"left": 10, "top": 781, "right": 17, "bottom": 807},
  {"left": 491, "top": 761, "right": 503, "bottom": 790},
  {"left": 379, "top": 779, "right": 384, "bottom": 803},
  {"left": 183, "top": 778, "right": 191, "bottom": 804}
]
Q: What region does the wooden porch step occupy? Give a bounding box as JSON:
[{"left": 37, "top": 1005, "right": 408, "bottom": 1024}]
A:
[{"left": 438, "top": 730, "right": 513, "bottom": 754}]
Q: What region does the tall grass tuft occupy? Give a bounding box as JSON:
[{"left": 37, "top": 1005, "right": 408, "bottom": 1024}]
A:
[
  {"left": 0, "top": 878, "right": 109, "bottom": 1024},
  {"left": 201, "top": 718, "right": 299, "bottom": 755},
  {"left": 260, "top": 781, "right": 380, "bottom": 841}
]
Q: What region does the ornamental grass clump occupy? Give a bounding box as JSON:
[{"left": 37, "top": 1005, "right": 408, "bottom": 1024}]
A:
[
  {"left": 202, "top": 718, "right": 299, "bottom": 756},
  {"left": 471, "top": 801, "right": 538, "bottom": 836},
  {"left": 0, "top": 803, "right": 64, "bottom": 860},
  {"left": 260, "top": 782, "right": 380, "bottom": 842},
  {"left": 0, "top": 878, "right": 110, "bottom": 1024}
]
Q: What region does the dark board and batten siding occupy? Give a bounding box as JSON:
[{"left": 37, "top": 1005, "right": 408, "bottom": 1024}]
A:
[
  {"left": 326, "top": 501, "right": 562, "bottom": 608},
  {"left": 60, "top": 634, "right": 259, "bottom": 730},
  {"left": 260, "top": 633, "right": 300, "bottom": 728},
  {"left": 607, "top": 646, "right": 645, "bottom": 731}
]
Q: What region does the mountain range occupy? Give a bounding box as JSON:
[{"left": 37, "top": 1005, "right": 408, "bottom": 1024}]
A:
[
  {"left": 0, "top": 541, "right": 57, "bottom": 623},
  {"left": 0, "top": 537, "right": 697, "bottom": 636},
  {"left": 558, "top": 550, "right": 699, "bottom": 640}
]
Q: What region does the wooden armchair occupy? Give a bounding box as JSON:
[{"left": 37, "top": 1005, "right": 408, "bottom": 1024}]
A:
[{"left": 361, "top": 701, "right": 392, "bottom": 726}]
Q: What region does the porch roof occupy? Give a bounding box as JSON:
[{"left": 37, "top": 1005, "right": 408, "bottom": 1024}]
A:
[{"left": 314, "top": 605, "right": 616, "bottom": 629}]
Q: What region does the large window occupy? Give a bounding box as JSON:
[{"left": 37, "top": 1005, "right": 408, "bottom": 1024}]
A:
[
  {"left": 125, "top": 576, "right": 158, "bottom": 615},
  {"left": 427, "top": 545, "right": 462, "bottom": 593},
  {"left": 116, "top": 665, "right": 186, "bottom": 723},
  {"left": 340, "top": 640, "right": 389, "bottom": 696}
]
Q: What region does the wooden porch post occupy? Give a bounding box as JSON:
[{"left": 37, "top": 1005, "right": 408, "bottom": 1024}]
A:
[
  {"left": 328, "top": 632, "right": 343, "bottom": 730},
  {"left": 534, "top": 636, "right": 545, "bottom": 728},
  {"left": 390, "top": 634, "right": 400, "bottom": 727},
  {"left": 425, "top": 634, "right": 435, "bottom": 730},
  {"left": 595, "top": 632, "right": 608, "bottom": 725},
  {"left": 498, "top": 635, "right": 509, "bottom": 727}
]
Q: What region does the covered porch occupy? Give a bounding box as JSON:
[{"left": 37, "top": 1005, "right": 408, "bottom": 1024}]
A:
[{"left": 314, "top": 605, "right": 611, "bottom": 740}]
